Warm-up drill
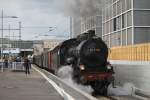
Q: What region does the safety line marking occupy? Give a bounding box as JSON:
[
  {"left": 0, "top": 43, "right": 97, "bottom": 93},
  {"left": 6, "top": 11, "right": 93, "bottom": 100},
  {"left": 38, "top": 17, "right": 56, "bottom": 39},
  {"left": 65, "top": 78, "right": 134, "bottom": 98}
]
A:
[
  {"left": 32, "top": 66, "right": 75, "bottom": 100},
  {"left": 39, "top": 67, "right": 98, "bottom": 100}
]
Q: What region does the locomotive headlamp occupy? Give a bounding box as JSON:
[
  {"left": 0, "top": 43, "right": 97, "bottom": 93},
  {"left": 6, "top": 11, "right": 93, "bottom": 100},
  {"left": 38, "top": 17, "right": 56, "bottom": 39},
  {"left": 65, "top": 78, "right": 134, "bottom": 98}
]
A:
[
  {"left": 80, "top": 65, "right": 85, "bottom": 70},
  {"left": 107, "top": 65, "right": 111, "bottom": 69}
]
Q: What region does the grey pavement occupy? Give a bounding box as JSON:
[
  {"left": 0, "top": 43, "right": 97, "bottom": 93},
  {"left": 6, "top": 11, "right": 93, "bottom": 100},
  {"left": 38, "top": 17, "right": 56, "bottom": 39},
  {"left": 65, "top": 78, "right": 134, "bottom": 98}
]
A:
[{"left": 0, "top": 68, "right": 63, "bottom": 100}]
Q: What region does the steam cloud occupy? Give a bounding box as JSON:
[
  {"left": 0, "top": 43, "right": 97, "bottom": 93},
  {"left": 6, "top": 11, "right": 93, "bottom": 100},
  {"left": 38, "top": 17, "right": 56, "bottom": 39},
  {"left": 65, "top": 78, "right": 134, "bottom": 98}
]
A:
[
  {"left": 57, "top": 66, "right": 93, "bottom": 94},
  {"left": 57, "top": 66, "right": 136, "bottom": 96},
  {"left": 56, "top": 0, "right": 104, "bottom": 17},
  {"left": 108, "top": 83, "right": 136, "bottom": 96}
]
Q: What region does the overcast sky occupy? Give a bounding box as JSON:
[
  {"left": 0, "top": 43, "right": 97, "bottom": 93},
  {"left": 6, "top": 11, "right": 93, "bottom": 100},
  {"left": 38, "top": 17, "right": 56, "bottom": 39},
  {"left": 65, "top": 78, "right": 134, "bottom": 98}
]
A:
[{"left": 0, "top": 0, "right": 70, "bottom": 40}]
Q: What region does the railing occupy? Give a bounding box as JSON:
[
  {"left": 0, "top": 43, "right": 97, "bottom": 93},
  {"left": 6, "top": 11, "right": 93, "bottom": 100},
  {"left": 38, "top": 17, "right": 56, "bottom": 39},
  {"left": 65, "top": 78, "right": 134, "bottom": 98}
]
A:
[
  {"left": 0, "top": 61, "right": 25, "bottom": 71},
  {"left": 12, "top": 62, "right": 25, "bottom": 71}
]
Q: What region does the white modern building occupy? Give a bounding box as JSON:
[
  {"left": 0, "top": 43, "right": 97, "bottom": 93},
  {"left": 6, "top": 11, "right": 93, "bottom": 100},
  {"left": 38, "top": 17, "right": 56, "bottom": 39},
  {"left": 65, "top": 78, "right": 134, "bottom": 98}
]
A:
[
  {"left": 70, "top": 17, "right": 81, "bottom": 38},
  {"left": 71, "top": 0, "right": 150, "bottom": 47},
  {"left": 102, "top": 0, "right": 150, "bottom": 47}
]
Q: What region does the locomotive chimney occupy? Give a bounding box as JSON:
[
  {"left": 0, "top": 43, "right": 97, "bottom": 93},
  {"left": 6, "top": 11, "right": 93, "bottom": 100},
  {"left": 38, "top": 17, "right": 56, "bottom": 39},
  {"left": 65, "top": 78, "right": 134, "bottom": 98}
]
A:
[{"left": 77, "top": 30, "right": 95, "bottom": 41}]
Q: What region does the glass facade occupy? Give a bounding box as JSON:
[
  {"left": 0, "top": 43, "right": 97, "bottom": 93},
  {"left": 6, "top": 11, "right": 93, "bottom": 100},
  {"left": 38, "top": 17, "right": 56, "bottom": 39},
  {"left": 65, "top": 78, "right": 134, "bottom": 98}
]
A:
[
  {"left": 71, "top": 0, "right": 150, "bottom": 46},
  {"left": 102, "top": 0, "right": 133, "bottom": 47},
  {"left": 103, "top": 0, "right": 150, "bottom": 47}
]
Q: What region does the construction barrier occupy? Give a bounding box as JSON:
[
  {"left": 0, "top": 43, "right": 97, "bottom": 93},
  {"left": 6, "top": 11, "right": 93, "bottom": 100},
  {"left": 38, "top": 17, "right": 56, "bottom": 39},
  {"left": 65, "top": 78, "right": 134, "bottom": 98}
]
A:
[{"left": 108, "top": 43, "right": 150, "bottom": 61}]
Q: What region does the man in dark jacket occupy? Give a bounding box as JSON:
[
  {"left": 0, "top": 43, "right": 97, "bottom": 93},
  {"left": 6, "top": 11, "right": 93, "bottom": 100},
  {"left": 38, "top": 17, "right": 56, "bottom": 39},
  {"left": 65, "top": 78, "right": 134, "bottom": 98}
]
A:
[
  {"left": 4, "top": 58, "right": 8, "bottom": 68},
  {"left": 24, "top": 58, "right": 30, "bottom": 75}
]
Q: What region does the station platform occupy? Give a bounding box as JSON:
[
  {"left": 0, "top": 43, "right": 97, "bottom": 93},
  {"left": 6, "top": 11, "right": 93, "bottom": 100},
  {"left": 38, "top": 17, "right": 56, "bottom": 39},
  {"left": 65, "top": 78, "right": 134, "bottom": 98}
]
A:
[
  {"left": 1, "top": 63, "right": 144, "bottom": 100},
  {"left": 0, "top": 67, "right": 63, "bottom": 100},
  {"left": 0, "top": 64, "right": 100, "bottom": 100}
]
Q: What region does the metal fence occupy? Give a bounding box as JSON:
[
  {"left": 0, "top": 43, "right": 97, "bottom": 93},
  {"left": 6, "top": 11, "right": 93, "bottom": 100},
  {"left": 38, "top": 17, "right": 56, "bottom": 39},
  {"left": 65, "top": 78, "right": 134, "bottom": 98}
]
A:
[
  {"left": 12, "top": 62, "right": 25, "bottom": 71},
  {"left": 0, "top": 61, "right": 25, "bottom": 71}
]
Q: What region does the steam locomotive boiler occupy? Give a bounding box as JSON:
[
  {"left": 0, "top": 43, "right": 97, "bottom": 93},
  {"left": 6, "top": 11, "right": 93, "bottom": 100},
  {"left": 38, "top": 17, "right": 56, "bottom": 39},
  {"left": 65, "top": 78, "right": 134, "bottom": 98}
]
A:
[{"left": 34, "top": 30, "right": 114, "bottom": 95}]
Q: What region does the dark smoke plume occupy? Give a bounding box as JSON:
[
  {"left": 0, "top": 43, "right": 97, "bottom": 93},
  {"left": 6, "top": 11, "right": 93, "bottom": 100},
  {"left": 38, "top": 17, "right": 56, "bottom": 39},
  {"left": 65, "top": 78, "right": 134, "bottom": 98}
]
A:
[{"left": 55, "top": 0, "right": 104, "bottom": 17}]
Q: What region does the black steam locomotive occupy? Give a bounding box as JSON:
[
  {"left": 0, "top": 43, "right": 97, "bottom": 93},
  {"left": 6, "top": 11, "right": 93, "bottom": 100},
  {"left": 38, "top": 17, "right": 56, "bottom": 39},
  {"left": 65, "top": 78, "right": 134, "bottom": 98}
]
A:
[{"left": 34, "top": 30, "right": 114, "bottom": 95}]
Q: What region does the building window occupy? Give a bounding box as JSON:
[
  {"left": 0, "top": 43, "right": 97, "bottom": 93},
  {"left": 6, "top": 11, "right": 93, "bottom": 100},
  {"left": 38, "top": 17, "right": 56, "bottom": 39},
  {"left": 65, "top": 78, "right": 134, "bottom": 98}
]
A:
[
  {"left": 113, "top": 18, "right": 117, "bottom": 31},
  {"left": 122, "top": 0, "right": 126, "bottom": 13},
  {"left": 127, "top": 28, "right": 132, "bottom": 45},
  {"left": 113, "top": 17, "right": 121, "bottom": 31},
  {"left": 102, "top": 23, "right": 105, "bottom": 35},
  {"left": 110, "top": 33, "right": 116, "bottom": 47},
  {"left": 105, "top": 23, "right": 107, "bottom": 34},
  {"left": 126, "top": 0, "right": 131, "bottom": 10},
  {"left": 122, "top": 29, "right": 126, "bottom": 45},
  {"left": 117, "top": 0, "right": 121, "bottom": 15},
  {"left": 127, "top": 11, "right": 132, "bottom": 27},
  {"left": 107, "top": 22, "right": 110, "bottom": 33},
  {"left": 110, "top": 6, "right": 112, "bottom": 18},
  {"left": 110, "top": 20, "right": 113, "bottom": 32},
  {"left": 113, "top": 3, "right": 117, "bottom": 17},
  {"left": 116, "top": 31, "right": 121, "bottom": 46},
  {"left": 116, "top": 16, "right": 121, "bottom": 30},
  {"left": 106, "top": 8, "right": 109, "bottom": 20},
  {"left": 122, "top": 14, "right": 125, "bottom": 28}
]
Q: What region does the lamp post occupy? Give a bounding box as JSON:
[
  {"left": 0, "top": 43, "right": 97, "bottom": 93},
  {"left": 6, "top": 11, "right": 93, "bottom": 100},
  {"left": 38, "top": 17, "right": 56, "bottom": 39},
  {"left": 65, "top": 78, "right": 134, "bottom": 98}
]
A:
[
  {"left": 0, "top": 9, "right": 18, "bottom": 72},
  {"left": 1, "top": 10, "right": 3, "bottom": 60}
]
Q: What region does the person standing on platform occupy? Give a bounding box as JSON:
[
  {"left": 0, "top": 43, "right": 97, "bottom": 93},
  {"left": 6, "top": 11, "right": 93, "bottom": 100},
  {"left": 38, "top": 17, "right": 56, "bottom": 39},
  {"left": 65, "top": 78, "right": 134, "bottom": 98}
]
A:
[
  {"left": 4, "top": 58, "right": 8, "bottom": 68},
  {"left": 24, "top": 58, "right": 30, "bottom": 75},
  {"left": 28, "top": 55, "right": 32, "bottom": 69}
]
